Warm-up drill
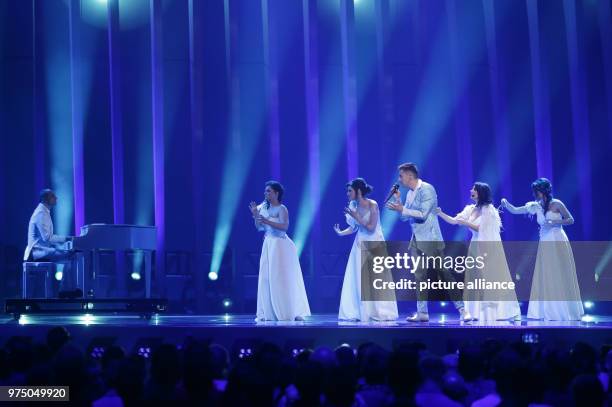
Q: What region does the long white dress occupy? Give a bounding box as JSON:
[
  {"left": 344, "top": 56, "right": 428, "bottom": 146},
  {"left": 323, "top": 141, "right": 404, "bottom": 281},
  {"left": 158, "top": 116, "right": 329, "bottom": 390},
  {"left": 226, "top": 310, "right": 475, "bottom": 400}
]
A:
[
  {"left": 455, "top": 204, "right": 521, "bottom": 321},
  {"left": 338, "top": 200, "right": 398, "bottom": 321},
  {"left": 521, "top": 202, "right": 584, "bottom": 321},
  {"left": 255, "top": 204, "right": 311, "bottom": 321}
]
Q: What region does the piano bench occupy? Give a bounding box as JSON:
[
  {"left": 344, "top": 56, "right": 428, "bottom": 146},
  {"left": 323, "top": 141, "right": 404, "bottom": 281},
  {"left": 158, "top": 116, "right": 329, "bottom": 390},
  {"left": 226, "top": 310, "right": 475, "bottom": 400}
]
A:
[{"left": 22, "top": 262, "right": 56, "bottom": 299}]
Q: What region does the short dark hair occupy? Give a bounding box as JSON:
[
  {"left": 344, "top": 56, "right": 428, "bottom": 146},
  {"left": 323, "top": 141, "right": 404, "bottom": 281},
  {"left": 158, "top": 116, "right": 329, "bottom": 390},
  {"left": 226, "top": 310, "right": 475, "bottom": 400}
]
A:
[
  {"left": 398, "top": 163, "right": 419, "bottom": 178},
  {"left": 39, "top": 189, "right": 55, "bottom": 204}
]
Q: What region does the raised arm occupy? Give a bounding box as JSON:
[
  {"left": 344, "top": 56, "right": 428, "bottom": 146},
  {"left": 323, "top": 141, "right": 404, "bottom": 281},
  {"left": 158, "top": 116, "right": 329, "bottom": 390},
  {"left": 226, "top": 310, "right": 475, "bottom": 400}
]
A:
[
  {"left": 436, "top": 208, "right": 460, "bottom": 225},
  {"left": 250, "top": 202, "right": 265, "bottom": 231},
  {"left": 334, "top": 224, "right": 356, "bottom": 236},
  {"left": 335, "top": 204, "right": 359, "bottom": 236},
  {"left": 500, "top": 198, "right": 532, "bottom": 215},
  {"left": 438, "top": 205, "right": 479, "bottom": 232}
]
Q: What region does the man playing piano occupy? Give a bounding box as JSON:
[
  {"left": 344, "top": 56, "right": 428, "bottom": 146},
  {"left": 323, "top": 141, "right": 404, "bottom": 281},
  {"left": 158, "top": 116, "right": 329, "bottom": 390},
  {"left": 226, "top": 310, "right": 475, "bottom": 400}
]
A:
[{"left": 24, "top": 189, "right": 79, "bottom": 295}]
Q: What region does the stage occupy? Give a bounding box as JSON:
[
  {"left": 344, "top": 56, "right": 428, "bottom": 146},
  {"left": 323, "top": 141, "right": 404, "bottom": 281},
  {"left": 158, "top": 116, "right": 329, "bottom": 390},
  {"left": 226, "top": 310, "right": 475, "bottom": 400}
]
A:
[{"left": 2, "top": 313, "right": 611, "bottom": 357}]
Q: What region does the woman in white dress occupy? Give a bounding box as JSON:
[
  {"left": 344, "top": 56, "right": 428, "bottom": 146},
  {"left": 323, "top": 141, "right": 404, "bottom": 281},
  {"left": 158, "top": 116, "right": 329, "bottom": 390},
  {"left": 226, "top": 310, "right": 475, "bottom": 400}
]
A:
[
  {"left": 333, "top": 178, "right": 398, "bottom": 321},
  {"left": 500, "top": 178, "right": 583, "bottom": 321},
  {"left": 437, "top": 182, "right": 521, "bottom": 322},
  {"left": 249, "top": 181, "right": 311, "bottom": 321}
]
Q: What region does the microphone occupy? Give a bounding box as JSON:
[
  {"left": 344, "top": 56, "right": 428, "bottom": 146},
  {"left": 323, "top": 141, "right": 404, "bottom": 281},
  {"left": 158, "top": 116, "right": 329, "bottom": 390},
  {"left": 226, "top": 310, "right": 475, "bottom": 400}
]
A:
[{"left": 384, "top": 184, "right": 400, "bottom": 204}]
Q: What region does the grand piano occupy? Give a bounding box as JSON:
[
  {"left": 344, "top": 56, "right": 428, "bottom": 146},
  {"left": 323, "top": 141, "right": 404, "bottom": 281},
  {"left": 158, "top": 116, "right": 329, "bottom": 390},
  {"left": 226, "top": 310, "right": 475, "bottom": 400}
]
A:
[{"left": 67, "top": 224, "right": 157, "bottom": 298}]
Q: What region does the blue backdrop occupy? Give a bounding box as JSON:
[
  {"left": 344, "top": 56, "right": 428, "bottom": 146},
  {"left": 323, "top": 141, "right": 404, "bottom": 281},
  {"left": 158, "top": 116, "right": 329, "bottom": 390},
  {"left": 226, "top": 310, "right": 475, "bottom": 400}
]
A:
[{"left": 1, "top": 0, "right": 611, "bottom": 312}]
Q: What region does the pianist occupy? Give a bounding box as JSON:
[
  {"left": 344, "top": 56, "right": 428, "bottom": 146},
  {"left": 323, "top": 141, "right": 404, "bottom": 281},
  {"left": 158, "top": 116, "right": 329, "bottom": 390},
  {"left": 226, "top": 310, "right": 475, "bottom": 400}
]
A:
[{"left": 24, "top": 189, "right": 77, "bottom": 293}]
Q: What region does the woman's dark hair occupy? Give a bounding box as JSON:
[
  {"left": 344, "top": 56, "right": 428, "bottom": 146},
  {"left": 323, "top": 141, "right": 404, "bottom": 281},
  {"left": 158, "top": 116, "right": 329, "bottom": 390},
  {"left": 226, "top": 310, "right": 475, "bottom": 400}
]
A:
[
  {"left": 531, "top": 178, "right": 553, "bottom": 213},
  {"left": 265, "top": 180, "right": 284, "bottom": 204},
  {"left": 346, "top": 178, "right": 373, "bottom": 198},
  {"left": 473, "top": 182, "right": 493, "bottom": 208}
]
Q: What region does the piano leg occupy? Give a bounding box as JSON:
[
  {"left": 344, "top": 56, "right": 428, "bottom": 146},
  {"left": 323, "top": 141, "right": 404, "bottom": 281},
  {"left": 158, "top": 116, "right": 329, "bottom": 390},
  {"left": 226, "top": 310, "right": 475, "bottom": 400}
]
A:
[
  {"left": 91, "top": 250, "right": 99, "bottom": 298},
  {"left": 145, "top": 251, "right": 151, "bottom": 298},
  {"left": 74, "top": 252, "right": 84, "bottom": 292}
]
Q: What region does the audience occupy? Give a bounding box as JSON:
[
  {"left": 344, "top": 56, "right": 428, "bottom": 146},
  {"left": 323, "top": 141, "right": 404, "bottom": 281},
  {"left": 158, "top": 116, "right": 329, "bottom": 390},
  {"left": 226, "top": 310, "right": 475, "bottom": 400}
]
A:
[{"left": 0, "top": 327, "right": 609, "bottom": 406}]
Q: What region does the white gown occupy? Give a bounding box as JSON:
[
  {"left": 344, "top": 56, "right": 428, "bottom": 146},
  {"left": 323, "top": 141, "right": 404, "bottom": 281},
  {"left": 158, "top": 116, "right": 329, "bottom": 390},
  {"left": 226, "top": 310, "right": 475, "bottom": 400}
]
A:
[
  {"left": 338, "top": 200, "right": 398, "bottom": 321},
  {"left": 455, "top": 204, "right": 521, "bottom": 321},
  {"left": 255, "top": 204, "right": 311, "bottom": 321},
  {"left": 522, "top": 202, "right": 584, "bottom": 321}
]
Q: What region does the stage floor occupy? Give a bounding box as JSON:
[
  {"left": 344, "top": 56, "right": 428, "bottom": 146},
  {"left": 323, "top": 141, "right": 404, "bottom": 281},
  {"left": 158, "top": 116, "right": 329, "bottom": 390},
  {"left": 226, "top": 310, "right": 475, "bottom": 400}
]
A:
[
  {"left": 2, "top": 313, "right": 611, "bottom": 328},
  {"left": 2, "top": 313, "right": 611, "bottom": 354}
]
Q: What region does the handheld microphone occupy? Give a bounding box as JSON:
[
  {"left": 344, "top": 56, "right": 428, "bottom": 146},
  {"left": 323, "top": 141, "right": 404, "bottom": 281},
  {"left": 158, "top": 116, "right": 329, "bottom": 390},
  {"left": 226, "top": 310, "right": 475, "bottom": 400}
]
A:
[{"left": 384, "top": 184, "right": 400, "bottom": 204}]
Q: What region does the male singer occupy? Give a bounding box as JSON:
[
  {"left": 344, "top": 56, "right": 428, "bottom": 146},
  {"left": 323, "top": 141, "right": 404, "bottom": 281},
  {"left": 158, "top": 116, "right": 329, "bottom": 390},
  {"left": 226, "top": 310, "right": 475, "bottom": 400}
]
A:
[{"left": 386, "top": 163, "right": 472, "bottom": 322}]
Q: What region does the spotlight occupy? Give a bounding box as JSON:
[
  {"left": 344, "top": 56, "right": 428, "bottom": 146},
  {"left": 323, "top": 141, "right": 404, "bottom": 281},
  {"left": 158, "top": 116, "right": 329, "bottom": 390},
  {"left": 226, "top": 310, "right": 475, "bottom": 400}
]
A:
[
  {"left": 54, "top": 271, "right": 63, "bottom": 281},
  {"left": 584, "top": 301, "right": 594, "bottom": 310},
  {"left": 80, "top": 314, "right": 95, "bottom": 326},
  {"left": 131, "top": 272, "right": 141, "bottom": 281},
  {"left": 18, "top": 315, "right": 30, "bottom": 325},
  {"left": 208, "top": 271, "right": 218, "bottom": 281},
  {"left": 581, "top": 315, "right": 595, "bottom": 323},
  {"left": 222, "top": 298, "right": 232, "bottom": 309},
  {"left": 440, "top": 301, "right": 447, "bottom": 307}
]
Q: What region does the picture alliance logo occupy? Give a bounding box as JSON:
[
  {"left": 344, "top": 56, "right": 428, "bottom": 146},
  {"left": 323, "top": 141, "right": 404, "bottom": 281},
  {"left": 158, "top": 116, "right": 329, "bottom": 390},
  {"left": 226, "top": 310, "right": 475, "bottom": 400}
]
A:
[{"left": 371, "top": 253, "right": 488, "bottom": 274}]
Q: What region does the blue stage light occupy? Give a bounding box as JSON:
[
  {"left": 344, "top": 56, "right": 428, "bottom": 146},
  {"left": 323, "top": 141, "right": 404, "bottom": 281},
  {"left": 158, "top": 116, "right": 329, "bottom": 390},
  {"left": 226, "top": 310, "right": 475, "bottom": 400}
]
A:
[
  {"left": 581, "top": 315, "right": 595, "bottom": 323},
  {"left": 208, "top": 271, "right": 219, "bottom": 281},
  {"left": 80, "top": 314, "right": 95, "bottom": 326},
  {"left": 584, "top": 301, "right": 594, "bottom": 310}
]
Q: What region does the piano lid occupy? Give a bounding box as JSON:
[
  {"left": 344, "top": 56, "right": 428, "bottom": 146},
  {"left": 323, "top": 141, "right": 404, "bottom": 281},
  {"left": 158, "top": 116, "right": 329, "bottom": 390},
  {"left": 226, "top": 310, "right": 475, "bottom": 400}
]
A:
[{"left": 74, "top": 224, "right": 157, "bottom": 251}]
